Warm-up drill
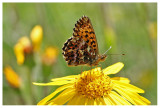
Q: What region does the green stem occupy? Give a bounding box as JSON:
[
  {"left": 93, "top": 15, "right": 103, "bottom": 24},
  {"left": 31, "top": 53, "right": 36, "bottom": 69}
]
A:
[
  {"left": 14, "top": 88, "right": 25, "bottom": 105},
  {"left": 24, "top": 54, "right": 36, "bottom": 104},
  {"left": 42, "top": 64, "right": 52, "bottom": 96}
]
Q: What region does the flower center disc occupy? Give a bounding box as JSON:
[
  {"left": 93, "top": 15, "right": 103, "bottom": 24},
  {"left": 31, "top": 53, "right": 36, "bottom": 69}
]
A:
[{"left": 75, "top": 68, "right": 113, "bottom": 99}]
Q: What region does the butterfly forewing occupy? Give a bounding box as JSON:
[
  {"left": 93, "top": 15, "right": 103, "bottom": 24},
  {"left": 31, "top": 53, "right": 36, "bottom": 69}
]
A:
[{"left": 73, "top": 16, "right": 99, "bottom": 54}]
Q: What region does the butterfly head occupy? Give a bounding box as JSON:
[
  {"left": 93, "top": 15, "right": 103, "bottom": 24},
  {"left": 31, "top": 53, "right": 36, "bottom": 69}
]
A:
[
  {"left": 99, "top": 54, "right": 107, "bottom": 61},
  {"left": 92, "top": 54, "right": 107, "bottom": 66},
  {"left": 92, "top": 46, "right": 112, "bottom": 66},
  {"left": 97, "top": 46, "right": 112, "bottom": 61}
]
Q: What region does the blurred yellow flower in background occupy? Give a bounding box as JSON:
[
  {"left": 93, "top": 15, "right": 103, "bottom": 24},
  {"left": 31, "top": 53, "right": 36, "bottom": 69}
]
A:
[
  {"left": 14, "top": 25, "right": 43, "bottom": 65},
  {"left": 42, "top": 47, "right": 58, "bottom": 66},
  {"left": 33, "top": 62, "right": 151, "bottom": 105},
  {"left": 4, "top": 66, "right": 21, "bottom": 88},
  {"left": 30, "top": 25, "right": 43, "bottom": 52},
  {"left": 14, "top": 36, "right": 32, "bottom": 65},
  {"left": 148, "top": 21, "right": 157, "bottom": 39}
]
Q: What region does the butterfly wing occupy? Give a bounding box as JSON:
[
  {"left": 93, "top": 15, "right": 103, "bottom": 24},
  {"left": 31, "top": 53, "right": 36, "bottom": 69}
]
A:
[
  {"left": 62, "top": 37, "right": 86, "bottom": 66},
  {"left": 73, "top": 16, "right": 99, "bottom": 55},
  {"left": 62, "top": 16, "right": 99, "bottom": 66}
]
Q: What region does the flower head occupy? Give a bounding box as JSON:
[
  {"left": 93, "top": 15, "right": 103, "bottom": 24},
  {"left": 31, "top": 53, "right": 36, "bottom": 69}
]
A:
[
  {"left": 30, "top": 25, "right": 43, "bottom": 52},
  {"left": 33, "top": 62, "right": 151, "bottom": 105},
  {"left": 4, "top": 66, "right": 21, "bottom": 88},
  {"left": 42, "top": 46, "right": 58, "bottom": 66},
  {"left": 14, "top": 36, "right": 32, "bottom": 65}
]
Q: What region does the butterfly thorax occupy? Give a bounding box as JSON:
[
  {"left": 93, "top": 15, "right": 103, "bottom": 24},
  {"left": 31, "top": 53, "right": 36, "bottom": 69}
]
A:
[{"left": 89, "top": 54, "right": 107, "bottom": 66}]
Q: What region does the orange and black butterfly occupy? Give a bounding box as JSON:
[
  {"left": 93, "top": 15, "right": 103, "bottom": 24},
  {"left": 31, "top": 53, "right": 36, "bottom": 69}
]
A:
[{"left": 62, "top": 15, "right": 109, "bottom": 67}]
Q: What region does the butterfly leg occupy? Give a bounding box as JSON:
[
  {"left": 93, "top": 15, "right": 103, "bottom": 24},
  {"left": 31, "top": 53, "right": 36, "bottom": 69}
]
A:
[
  {"left": 98, "top": 64, "right": 103, "bottom": 74},
  {"left": 90, "top": 65, "right": 92, "bottom": 75},
  {"left": 90, "top": 65, "right": 92, "bottom": 81},
  {"left": 81, "top": 66, "right": 83, "bottom": 73},
  {"left": 99, "top": 64, "right": 102, "bottom": 70}
]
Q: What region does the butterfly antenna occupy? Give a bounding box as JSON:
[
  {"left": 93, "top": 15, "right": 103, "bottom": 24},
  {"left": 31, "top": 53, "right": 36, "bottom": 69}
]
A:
[
  {"left": 103, "top": 46, "right": 112, "bottom": 55},
  {"left": 107, "top": 54, "right": 125, "bottom": 55}
]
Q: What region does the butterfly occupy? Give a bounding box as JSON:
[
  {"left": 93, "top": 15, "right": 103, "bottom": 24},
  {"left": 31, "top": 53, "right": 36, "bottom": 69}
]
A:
[{"left": 62, "top": 15, "right": 108, "bottom": 67}]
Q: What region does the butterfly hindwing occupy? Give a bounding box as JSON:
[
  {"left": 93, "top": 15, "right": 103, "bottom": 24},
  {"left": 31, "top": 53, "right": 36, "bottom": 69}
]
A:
[{"left": 62, "top": 36, "right": 97, "bottom": 66}]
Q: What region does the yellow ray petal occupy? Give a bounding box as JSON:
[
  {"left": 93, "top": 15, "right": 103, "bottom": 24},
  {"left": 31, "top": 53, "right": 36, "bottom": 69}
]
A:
[
  {"left": 84, "top": 98, "right": 89, "bottom": 105},
  {"left": 139, "top": 95, "right": 151, "bottom": 105},
  {"left": 113, "top": 80, "right": 144, "bottom": 93},
  {"left": 103, "top": 62, "right": 124, "bottom": 75},
  {"left": 78, "top": 96, "right": 87, "bottom": 105},
  {"left": 94, "top": 98, "right": 104, "bottom": 105},
  {"left": 111, "top": 77, "right": 130, "bottom": 83},
  {"left": 47, "top": 102, "right": 54, "bottom": 105},
  {"left": 103, "top": 96, "right": 113, "bottom": 105},
  {"left": 108, "top": 93, "right": 122, "bottom": 105},
  {"left": 132, "top": 96, "right": 148, "bottom": 105},
  {"left": 67, "top": 94, "right": 87, "bottom": 105},
  {"left": 110, "top": 91, "right": 131, "bottom": 105},
  {"left": 113, "top": 86, "right": 137, "bottom": 105},
  {"left": 99, "top": 97, "right": 106, "bottom": 105},
  {"left": 37, "top": 84, "right": 73, "bottom": 105},
  {"left": 33, "top": 80, "right": 74, "bottom": 86},
  {"left": 126, "top": 91, "right": 150, "bottom": 105},
  {"left": 114, "top": 86, "right": 150, "bottom": 105},
  {"left": 107, "top": 94, "right": 117, "bottom": 105},
  {"left": 51, "top": 75, "right": 78, "bottom": 82},
  {"left": 67, "top": 93, "right": 80, "bottom": 105},
  {"left": 93, "top": 99, "right": 97, "bottom": 105},
  {"left": 46, "top": 88, "right": 76, "bottom": 105},
  {"left": 85, "top": 98, "right": 94, "bottom": 105}
]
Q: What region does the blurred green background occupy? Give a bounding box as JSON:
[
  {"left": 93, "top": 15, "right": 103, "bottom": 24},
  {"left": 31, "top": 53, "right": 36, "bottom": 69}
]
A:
[{"left": 3, "top": 3, "right": 157, "bottom": 105}]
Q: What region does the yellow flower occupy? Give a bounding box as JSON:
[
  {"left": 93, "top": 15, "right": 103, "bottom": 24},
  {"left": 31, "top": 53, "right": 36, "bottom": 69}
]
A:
[
  {"left": 4, "top": 66, "right": 21, "bottom": 88},
  {"left": 14, "top": 36, "right": 32, "bottom": 65},
  {"left": 148, "top": 21, "right": 157, "bottom": 39},
  {"left": 33, "top": 62, "right": 151, "bottom": 105},
  {"left": 42, "top": 47, "right": 58, "bottom": 66},
  {"left": 30, "top": 25, "right": 43, "bottom": 52}
]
